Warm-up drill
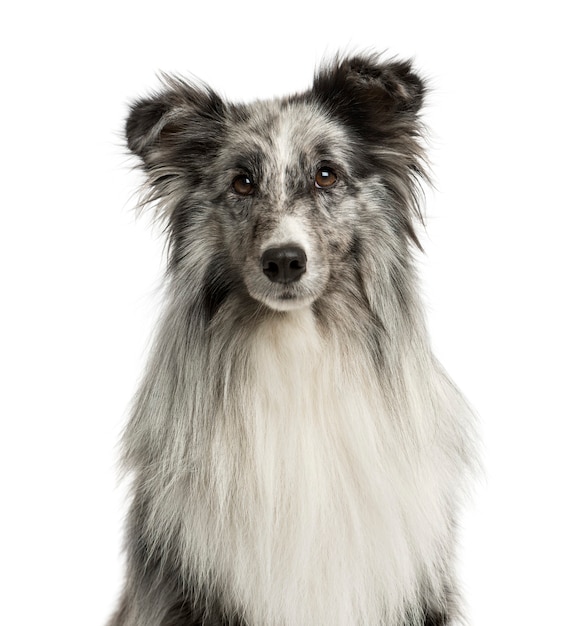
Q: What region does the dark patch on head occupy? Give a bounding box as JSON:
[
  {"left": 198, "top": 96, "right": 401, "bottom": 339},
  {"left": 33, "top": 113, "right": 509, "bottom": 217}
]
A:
[{"left": 230, "top": 147, "right": 267, "bottom": 180}]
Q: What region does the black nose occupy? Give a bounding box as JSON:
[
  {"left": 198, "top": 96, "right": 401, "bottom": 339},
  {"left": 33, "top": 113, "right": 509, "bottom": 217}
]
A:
[{"left": 261, "top": 246, "right": 307, "bottom": 284}]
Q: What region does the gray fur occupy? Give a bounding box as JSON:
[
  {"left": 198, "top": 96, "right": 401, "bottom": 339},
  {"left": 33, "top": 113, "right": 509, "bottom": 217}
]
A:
[{"left": 109, "top": 54, "right": 476, "bottom": 626}]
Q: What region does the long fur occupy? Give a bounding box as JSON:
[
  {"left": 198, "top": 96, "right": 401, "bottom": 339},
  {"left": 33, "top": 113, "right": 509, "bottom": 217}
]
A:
[{"left": 109, "top": 54, "right": 476, "bottom": 626}]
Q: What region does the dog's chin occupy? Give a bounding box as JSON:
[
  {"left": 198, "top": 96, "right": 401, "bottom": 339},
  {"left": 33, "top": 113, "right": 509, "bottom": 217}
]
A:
[
  {"left": 247, "top": 284, "right": 319, "bottom": 312},
  {"left": 254, "top": 291, "right": 317, "bottom": 312}
]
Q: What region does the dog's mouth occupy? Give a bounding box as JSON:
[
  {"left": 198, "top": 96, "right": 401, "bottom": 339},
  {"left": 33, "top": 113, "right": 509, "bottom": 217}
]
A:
[
  {"left": 243, "top": 271, "right": 324, "bottom": 312},
  {"left": 255, "top": 285, "right": 317, "bottom": 312}
]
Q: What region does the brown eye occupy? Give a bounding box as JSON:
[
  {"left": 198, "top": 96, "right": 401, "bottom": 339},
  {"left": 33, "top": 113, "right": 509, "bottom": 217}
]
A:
[
  {"left": 232, "top": 174, "right": 255, "bottom": 196},
  {"left": 314, "top": 167, "right": 337, "bottom": 189}
]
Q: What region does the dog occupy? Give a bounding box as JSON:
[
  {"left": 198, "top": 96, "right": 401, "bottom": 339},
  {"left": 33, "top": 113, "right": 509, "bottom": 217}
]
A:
[{"left": 109, "top": 54, "right": 476, "bottom": 626}]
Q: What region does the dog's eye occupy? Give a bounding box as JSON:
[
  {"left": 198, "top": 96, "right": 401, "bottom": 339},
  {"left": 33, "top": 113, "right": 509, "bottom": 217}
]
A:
[
  {"left": 232, "top": 174, "right": 255, "bottom": 196},
  {"left": 314, "top": 167, "right": 337, "bottom": 189}
]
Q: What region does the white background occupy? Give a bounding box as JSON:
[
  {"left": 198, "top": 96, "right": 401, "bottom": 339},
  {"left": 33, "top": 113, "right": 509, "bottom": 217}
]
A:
[{"left": 1, "top": 1, "right": 584, "bottom": 624}]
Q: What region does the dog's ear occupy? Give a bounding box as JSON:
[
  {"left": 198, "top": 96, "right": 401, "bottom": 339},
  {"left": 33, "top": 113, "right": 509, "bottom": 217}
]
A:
[
  {"left": 126, "top": 76, "right": 226, "bottom": 166},
  {"left": 311, "top": 54, "right": 425, "bottom": 135}
]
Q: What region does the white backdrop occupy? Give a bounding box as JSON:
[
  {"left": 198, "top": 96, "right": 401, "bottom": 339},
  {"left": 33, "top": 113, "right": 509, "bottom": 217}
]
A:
[{"left": 1, "top": 1, "right": 584, "bottom": 624}]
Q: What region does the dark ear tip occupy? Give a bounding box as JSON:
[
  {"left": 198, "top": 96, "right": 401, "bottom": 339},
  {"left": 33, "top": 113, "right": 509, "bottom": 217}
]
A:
[
  {"left": 315, "top": 53, "right": 426, "bottom": 114},
  {"left": 387, "top": 59, "right": 426, "bottom": 112},
  {"left": 125, "top": 98, "right": 169, "bottom": 157},
  {"left": 359, "top": 55, "right": 426, "bottom": 113}
]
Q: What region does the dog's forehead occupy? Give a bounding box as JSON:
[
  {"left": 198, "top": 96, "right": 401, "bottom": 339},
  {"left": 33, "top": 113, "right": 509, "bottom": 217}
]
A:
[{"left": 227, "top": 99, "right": 351, "bottom": 164}]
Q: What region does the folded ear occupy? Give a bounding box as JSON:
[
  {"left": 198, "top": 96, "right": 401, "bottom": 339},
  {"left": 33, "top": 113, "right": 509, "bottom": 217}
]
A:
[
  {"left": 311, "top": 54, "right": 425, "bottom": 136},
  {"left": 125, "top": 76, "right": 226, "bottom": 166}
]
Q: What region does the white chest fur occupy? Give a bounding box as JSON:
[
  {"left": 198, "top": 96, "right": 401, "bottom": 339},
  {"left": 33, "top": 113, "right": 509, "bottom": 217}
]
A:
[{"left": 172, "top": 309, "right": 456, "bottom": 625}]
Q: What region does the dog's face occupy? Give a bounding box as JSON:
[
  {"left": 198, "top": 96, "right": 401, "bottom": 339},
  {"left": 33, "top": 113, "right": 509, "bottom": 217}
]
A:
[
  {"left": 126, "top": 56, "right": 426, "bottom": 314},
  {"left": 214, "top": 101, "right": 360, "bottom": 311}
]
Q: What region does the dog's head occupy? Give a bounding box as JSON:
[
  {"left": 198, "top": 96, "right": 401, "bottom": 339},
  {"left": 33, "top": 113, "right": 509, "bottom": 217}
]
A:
[{"left": 126, "top": 55, "right": 426, "bottom": 314}]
